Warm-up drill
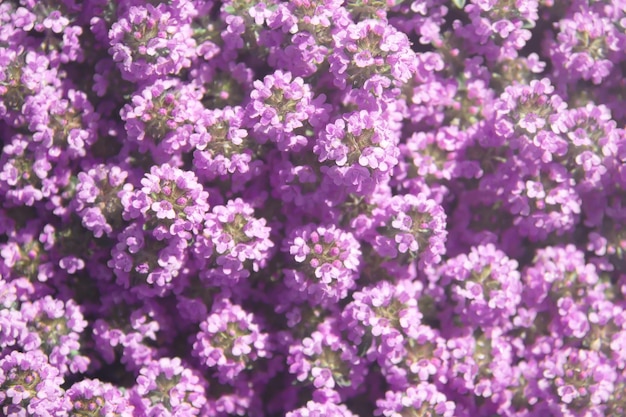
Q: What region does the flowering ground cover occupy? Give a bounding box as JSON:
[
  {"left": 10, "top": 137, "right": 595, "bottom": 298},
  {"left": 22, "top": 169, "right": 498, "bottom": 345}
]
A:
[{"left": 1, "top": 0, "right": 625, "bottom": 416}]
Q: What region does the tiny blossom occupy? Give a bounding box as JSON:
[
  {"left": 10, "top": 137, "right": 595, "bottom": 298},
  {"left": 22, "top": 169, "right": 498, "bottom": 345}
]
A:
[
  {"left": 341, "top": 280, "right": 423, "bottom": 362},
  {"left": 521, "top": 245, "right": 604, "bottom": 340},
  {"left": 329, "top": 19, "right": 417, "bottom": 90},
  {"left": 108, "top": 222, "right": 188, "bottom": 297},
  {"left": 193, "top": 298, "right": 271, "bottom": 384},
  {"left": 383, "top": 324, "right": 450, "bottom": 389},
  {"left": 537, "top": 347, "right": 617, "bottom": 413},
  {"left": 548, "top": 10, "right": 621, "bottom": 85},
  {"left": 0, "top": 279, "right": 29, "bottom": 350},
  {"left": 245, "top": 69, "right": 329, "bottom": 152},
  {"left": 26, "top": 88, "right": 99, "bottom": 162},
  {"left": 121, "top": 79, "right": 205, "bottom": 161},
  {"left": 91, "top": 292, "right": 171, "bottom": 372},
  {"left": 0, "top": 134, "right": 53, "bottom": 207},
  {"left": 268, "top": 148, "right": 339, "bottom": 220},
  {"left": 375, "top": 383, "right": 456, "bottom": 417},
  {"left": 286, "top": 400, "right": 359, "bottom": 417},
  {"left": 125, "top": 164, "right": 210, "bottom": 241},
  {"left": 582, "top": 299, "right": 626, "bottom": 370},
  {"left": 437, "top": 244, "right": 523, "bottom": 330},
  {"left": 218, "top": 0, "right": 282, "bottom": 62},
  {"left": 485, "top": 157, "right": 581, "bottom": 241},
  {"left": 283, "top": 223, "right": 361, "bottom": 306},
  {"left": 0, "top": 47, "right": 60, "bottom": 127},
  {"left": 132, "top": 357, "right": 207, "bottom": 416},
  {"left": 0, "top": 219, "right": 52, "bottom": 283},
  {"left": 315, "top": 110, "right": 400, "bottom": 195},
  {"left": 370, "top": 193, "right": 447, "bottom": 268},
  {"left": 187, "top": 2, "right": 222, "bottom": 61},
  {"left": 20, "top": 295, "right": 90, "bottom": 375},
  {"left": 108, "top": 3, "right": 196, "bottom": 82},
  {"left": 268, "top": 2, "right": 354, "bottom": 79},
  {"left": 73, "top": 163, "right": 132, "bottom": 238},
  {"left": 453, "top": 0, "right": 536, "bottom": 63},
  {"left": 19, "top": 1, "right": 77, "bottom": 34},
  {"left": 65, "top": 379, "right": 133, "bottom": 417},
  {"left": 392, "top": 127, "right": 461, "bottom": 198},
  {"left": 548, "top": 103, "right": 619, "bottom": 192},
  {"left": 493, "top": 78, "right": 566, "bottom": 143},
  {"left": 445, "top": 331, "right": 515, "bottom": 403},
  {"left": 199, "top": 198, "right": 274, "bottom": 286},
  {"left": 288, "top": 318, "right": 368, "bottom": 397},
  {"left": 267, "top": 17, "right": 329, "bottom": 78},
  {"left": 0, "top": 350, "right": 66, "bottom": 416},
  {"left": 387, "top": 0, "right": 449, "bottom": 46},
  {"left": 192, "top": 106, "right": 264, "bottom": 192}
]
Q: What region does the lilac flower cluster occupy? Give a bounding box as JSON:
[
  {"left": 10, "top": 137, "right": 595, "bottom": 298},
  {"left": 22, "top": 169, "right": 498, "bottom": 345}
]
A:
[{"left": 1, "top": 0, "right": 625, "bottom": 416}]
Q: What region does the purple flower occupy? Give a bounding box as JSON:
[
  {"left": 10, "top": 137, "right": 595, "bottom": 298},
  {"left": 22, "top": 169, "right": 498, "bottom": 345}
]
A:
[
  {"left": 341, "top": 280, "right": 423, "bottom": 360},
  {"left": 375, "top": 383, "right": 456, "bottom": 417},
  {"left": 193, "top": 298, "right": 271, "bottom": 384},
  {"left": 486, "top": 157, "right": 581, "bottom": 241},
  {"left": 521, "top": 245, "right": 605, "bottom": 340},
  {"left": 109, "top": 222, "right": 188, "bottom": 297},
  {"left": 192, "top": 106, "right": 265, "bottom": 192},
  {"left": 548, "top": 10, "right": 620, "bottom": 85},
  {"left": 329, "top": 19, "right": 417, "bottom": 90},
  {"left": 0, "top": 278, "right": 30, "bottom": 350},
  {"left": 20, "top": 295, "right": 89, "bottom": 375},
  {"left": 245, "top": 69, "right": 329, "bottom": 152},
  {"left": 132, "top": 357, "right": 206, "bottom": 416},
  {"left": 553, "top": 103, "right": 619, "bottom": 192},
  {"left": 0, "top": 134, "right": 52, "bottom": 207},
  {"left": 108, "top": 3, "right": 196, "bottom": 82},
  {"left": 27, "top": 88, "right": 99, "bottom": 163},
  {"left": 0, "top": 219, "right": 52, "bottom": 283},
  {"left": 73, "top": 163, "right": 133, "bottom": 238},
  {"left": 0, "top": 47, "right": 59, "bottom": 128},
  {"left": 286, "top": 400, "right": 359, "bottom": 417},
  {"left": 583, "top": 299, "right": 626, "bottom": 369},
  {"left": 0, "top": 350, "right": 67, "bottom": 416},
  {"left": 125, "top": 164, "right": 210, "bottom": 241},
  {"left": 92, "top": 293, "right": 171, "bottom": 371},
  {"left": 445, "top": 331, "right": 515, "bottom": 404},
  {"left": 392, "top": 127, "right": 462, "bottom": 199},
  {"left": 121, "top": 79, "right": 205, "bottom": 161},
  {"left": 288, "top": 318, "right": 367, "bottom": 398},
  {"left": 454, "top": 0, "right": 537, "bottom": 62},
  {"left": 198, "top": 198, "right": 274, "bottom": 287},
  {"left": 369, "top": 193, "right": 447, "bottom": 268},
  {"left": 436, "top": 244, "right": 523, "bottom": 330},
  {"left": 315, "top": 110, "right": 400, "bottom": 195},
  {"left": 538, "top": 347, "right": 617, "bottom": 412},
  {"left": 65, "top": 378, "right": 133, "bottom": 416},
  {"left": 283, "top": 223, "right": 361, "bottom": 306}
]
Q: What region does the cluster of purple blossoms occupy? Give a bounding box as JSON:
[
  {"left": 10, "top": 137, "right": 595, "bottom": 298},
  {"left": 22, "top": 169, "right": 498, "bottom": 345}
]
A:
[
  {"left": 1, "top": 0, "right": 626, "bottom": 415},
  {"left": 283, "top": 223, "right": 361, "bottom": 306}
]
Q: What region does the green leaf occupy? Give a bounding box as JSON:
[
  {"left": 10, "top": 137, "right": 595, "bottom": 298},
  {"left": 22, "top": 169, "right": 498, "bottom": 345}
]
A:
[{"left": 452, "top": 0, "right": 466, "bottom": 9}]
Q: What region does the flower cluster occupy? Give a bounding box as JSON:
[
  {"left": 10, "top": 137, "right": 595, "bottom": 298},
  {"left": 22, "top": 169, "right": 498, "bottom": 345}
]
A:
[
  {"left": 283, "top": 223, "right": 361, "bottom": 306},
  {"left": 1, "top": 0, "right": 626, "bottom": 415}
]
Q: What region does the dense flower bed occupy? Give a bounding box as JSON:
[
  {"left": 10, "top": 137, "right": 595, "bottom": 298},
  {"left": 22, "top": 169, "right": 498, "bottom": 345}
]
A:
[{"left": 1, "top": 0, "right": 625, "bottom": 416}]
